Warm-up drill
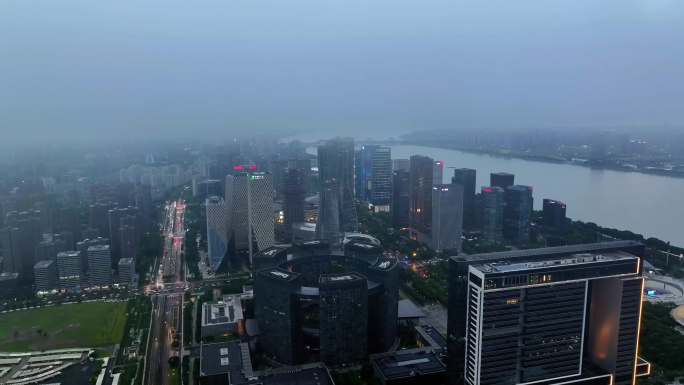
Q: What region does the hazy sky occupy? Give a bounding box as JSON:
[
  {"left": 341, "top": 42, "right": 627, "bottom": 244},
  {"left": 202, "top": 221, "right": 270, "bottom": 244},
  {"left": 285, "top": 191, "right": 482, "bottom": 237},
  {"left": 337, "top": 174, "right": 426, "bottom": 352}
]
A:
[{"left": 1, "top": 0, "right": 683, "bottom": 145}]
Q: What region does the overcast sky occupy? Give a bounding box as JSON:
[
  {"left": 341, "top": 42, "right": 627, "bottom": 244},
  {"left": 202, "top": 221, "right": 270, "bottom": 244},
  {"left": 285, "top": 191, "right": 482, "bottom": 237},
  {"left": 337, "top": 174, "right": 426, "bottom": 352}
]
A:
[{"left": 1, "top": 0, "right": 683, "bottom": 145}]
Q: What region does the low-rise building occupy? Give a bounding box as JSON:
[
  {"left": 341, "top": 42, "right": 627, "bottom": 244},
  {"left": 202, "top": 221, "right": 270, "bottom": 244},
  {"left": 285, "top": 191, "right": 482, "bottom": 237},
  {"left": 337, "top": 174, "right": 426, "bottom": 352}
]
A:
[
  {"left": 371, "top": 349, "right": 447, "bottom": 385},
  {"left": 201, "top": 294, "right": 244, "bottom": 338}
]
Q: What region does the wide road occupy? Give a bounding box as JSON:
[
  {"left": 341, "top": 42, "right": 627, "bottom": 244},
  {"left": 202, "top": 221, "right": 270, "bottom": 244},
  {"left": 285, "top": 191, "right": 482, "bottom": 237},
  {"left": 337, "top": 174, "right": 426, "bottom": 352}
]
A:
[{"left": 144, "top": 199, "right": 186, "bottom": 385}]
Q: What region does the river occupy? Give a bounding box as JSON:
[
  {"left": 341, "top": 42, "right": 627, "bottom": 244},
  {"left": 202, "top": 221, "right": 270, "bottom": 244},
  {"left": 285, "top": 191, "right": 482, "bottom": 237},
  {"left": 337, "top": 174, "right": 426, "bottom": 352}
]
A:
[{"left": 387, "top": 145, "right": 684, "bottom": 247}]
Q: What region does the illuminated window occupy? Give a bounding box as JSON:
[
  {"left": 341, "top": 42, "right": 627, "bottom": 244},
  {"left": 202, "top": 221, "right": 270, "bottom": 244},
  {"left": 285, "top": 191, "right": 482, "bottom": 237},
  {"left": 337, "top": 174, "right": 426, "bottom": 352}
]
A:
[{"left": 506, "top": 298, "right": 519, "bottom": 305}]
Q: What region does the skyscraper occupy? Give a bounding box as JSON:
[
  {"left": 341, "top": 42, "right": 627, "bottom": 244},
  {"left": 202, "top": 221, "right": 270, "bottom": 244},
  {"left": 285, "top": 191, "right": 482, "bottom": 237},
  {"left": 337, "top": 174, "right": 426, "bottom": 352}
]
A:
[
  {"left": 56, "top": 250, "right": 81, "bottom": 290},
  {"left": 319, "top": 273, "right": 368, "bottom": 365},
  {"left": 118, "top": 257, "right": 136, "bottom": 286},
  {"left": 391, "top": 170, "right": 410, "bottom": 228},
  {"left": 35, "top": 235, "right": 67, "bottom": 262},
  {"left": 355, "top": 146, "right": 373, "bottom": 203},
  {"left": 284, "top": 168, "right": 305, "bottom": 241},
  {"left": 448, "top": 241, "right": 648, "bottom": 385},
  {"left": 433, "top": 160, "right": 444, "bottom": 185},
  {"left": 119, "top": 215, "right": 137, "bottom": 262},
  {"left": 89, "top": 202, "right": 111, "bottom": 238},
  {"left": 317, "top": 138, "right": 358, "bottom": 233},
  {"left": 1, "top": 210, "right": 42, "bottom": 282},
  {"left": 371, "top": 146, "right": 392, "bottom": 209},
  {"left": 225, "top": 171, "right": 275, "bottom": 265},
  {"left": 206, "top": 196, "right": 229, "bottom": 271},
  {"left": 0, "top": 227, "right": 19, "bottom": 274},
  {"left": 452, "top": 168, "right": 477, "bottom": 230},
  {"left": 503, "top": 185, "right": 534, "bottom": 245},
  {"left": 88, "top": 245, "right": 112, "bottom": 287},
  {"left": 480, "top": 186, "right": 505, "bottom": 244},
  {"left": 490, "top": 172, "right": 515, "bottom": 188},
  {"left": 409, "top": 155, "right": 434, "bottom": 241},
  {"left": 431, "top": 184, "right": 464, "bottom": 252},
  {"left": 316, "top": 180, "right": 341, "bottom": 244},
  {"left": 76, "top": 237, "right": 109, "bottom": 275},
  {"left": 354, "top": 145, "right": 392, "bottom": 209},
  {"left": 34, "top": 260, "right": 57, "bottom": 292},
  {"left": 134, "top": 183, "right": 153, "bottom": 233},
  {"left": 392, "top": 158, "right": 410, "bottom": 172},
  {"left": 108, "top": 207, "right": 138, "bottom": 266},
  {"left": 543, "top": 198, "right": 567, "bottom": 229},
  {"left": 254, "top": 268, "right": 302, "bottom": 365}
]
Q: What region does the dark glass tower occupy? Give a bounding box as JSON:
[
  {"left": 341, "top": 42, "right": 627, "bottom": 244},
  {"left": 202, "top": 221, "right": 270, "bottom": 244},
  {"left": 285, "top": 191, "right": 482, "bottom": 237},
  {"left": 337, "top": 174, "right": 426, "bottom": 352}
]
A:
[
  {"left": 319, "top": 273, "right": 368, "bottom": 365},
  {"left": 284, "top": 168, "right": 306, "bottom": 240},
  {"left": 317, "top": 138, "right": 358, "bottom": 234},
  {"left": 490, "top": 172, "right": 515, "bottom": 189},
  {"left": 409, "top": 155, "right": 434, "bottom": 240},
  {"left": 543, "top": 199, "right": 567, "bottom": 229},
  {"left": 391, "top": 170, "right": 410, "bottom": 228},
  {"left": 255, "top": 268, "right": 302, "bottom": 364},
  {"left": 431, "top": 184, "right": 464, "bottom": 252},
  {"left": 452, "top": 168, "right": 477, "bottom": 230},
  {"left": 316, "top": 180, "right": 341, "bottom": 244},
  {"left": 503, "top": 185, "right": 533, "bottom": 245},
  {"left": 480, "top": 186, "right": 505, "bottom": 244}
]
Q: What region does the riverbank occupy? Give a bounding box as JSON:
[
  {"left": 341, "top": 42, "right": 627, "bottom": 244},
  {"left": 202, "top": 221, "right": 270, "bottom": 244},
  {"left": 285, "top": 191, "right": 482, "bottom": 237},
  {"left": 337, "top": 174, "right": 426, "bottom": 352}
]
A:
[{"left": 389, "top": 140, "right": 684, "bottom": 179}]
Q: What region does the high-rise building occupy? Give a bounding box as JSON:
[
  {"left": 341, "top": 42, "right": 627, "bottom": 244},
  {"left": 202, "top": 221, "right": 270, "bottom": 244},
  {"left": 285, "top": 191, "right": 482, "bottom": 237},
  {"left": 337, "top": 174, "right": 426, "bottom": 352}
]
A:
[
  {"left": 0, "top": 272, "right": 19, "bottom": 299},
  {"left": 543, "top": 199, "right": 567, "bottom": 229},
  {"left": 490, "top": 172, "right": 515, "bottom": 189},
  {"left": 392, "top": 158, "right": 410, "bottom": 172},
  {"left": 355, "top": 147, "right": 373, "bottom": 203},
  {"left": 119, "top": 215, "right": 137, "bottom": 262},
  {"left": 409, "top": 155, "right": 434, "bottom": 241},
  {"left": 254, "top": 248, "right": 399, "bottom": 366},
  {"left": 89, "top": 202, "right": 111, "bottom": 238},
  {"left": 35, "top": 235, "right": 67, "bottom": 263},
  {"left": 433, "top": 160, "right": 444, "bottom": 185},
  {"left": 108, "top": 207, "right": 138, "bottom": 266},
  {"left": 284, "top": 168, "right": 305, "bottom": 241},
  {"left": 452, "top": 168, "right": 477, "bottom": 230},
  {"left": 317, "top": 138, "right": 358, "bottom": 234},
  {"left": 193, "top": 179, "right": 223, "bottom": 201},
  {"left": 371, "top": 147, "right": 392, "bottom": 209},
  {"left": 56, "top": 250, "right": 81, "bottom": 290},
  {"left": 316, "top": 180, "right": 341, "bottom": 244},
  {"left": 87, "top": 245, "right": 112, "bottom": 287},
  {"left": 2, "top": 210, "right": 42, "bottom": 282},
  {"left": 503, "top": 185, "right": 534, "bottom": 245},
  {"left": 480, "top": 186, "right": 505, "bottom": 244},
  {"left": 76, "top": 237, "right": 109, "bottom": 274},
  {"left": 206, "top": 196, "right": 229, "bottom": 271},
  {"left": 225, "top": 172, "right": 275, "bottom": 265},
  {"left": 431, "top": 184, "right": 464, "bottom": 252},
  {"left": 255, "top": 268, "right": 302, "bottom": 365},
  {"left": 448, "top": 241, "right": 649, "bottom": 385},
  {"left": 319, "top": 273, "right": 368, "bottom": 365},
  {"left": 391, "top": 170, "right": 410, "bottom": 228},
  {"left": 34, "top": 260, "right": 57, "bottom": 292},
  {"left": 134, "top": 183, "right": 153, "bottom": 233},
  {"left": 355, "top": 145, "right": 392, "bottom": 209},
  {"left": 0, "top": 227, "right": 20, "bottom": 274},
  {"left": 118, "top": 257, "right": 136, "bottom": 286},
  {"left": 53, "top": 206, "right": 81, "bottom": 248}
]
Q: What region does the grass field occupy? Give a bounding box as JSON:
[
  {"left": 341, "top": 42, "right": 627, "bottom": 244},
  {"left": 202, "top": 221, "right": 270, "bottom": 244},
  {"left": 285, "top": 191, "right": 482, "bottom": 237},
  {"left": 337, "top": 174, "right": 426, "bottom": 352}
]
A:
[{"left": 0, "top": 301, "right": 128, "bottom": 352}]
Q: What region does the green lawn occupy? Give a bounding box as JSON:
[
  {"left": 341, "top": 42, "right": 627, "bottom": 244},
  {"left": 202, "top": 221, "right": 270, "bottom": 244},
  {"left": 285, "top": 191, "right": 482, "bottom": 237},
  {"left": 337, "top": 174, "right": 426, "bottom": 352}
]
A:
[{"left": 0, "top": 301, "right": 128, "bottom": 352}]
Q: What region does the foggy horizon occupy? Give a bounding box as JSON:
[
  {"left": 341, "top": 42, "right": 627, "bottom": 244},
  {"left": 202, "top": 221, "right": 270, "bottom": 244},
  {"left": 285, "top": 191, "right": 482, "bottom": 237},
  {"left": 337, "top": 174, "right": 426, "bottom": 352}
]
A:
[{"left": 2, "top": 0, "right": 684, "bottom": 146}]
